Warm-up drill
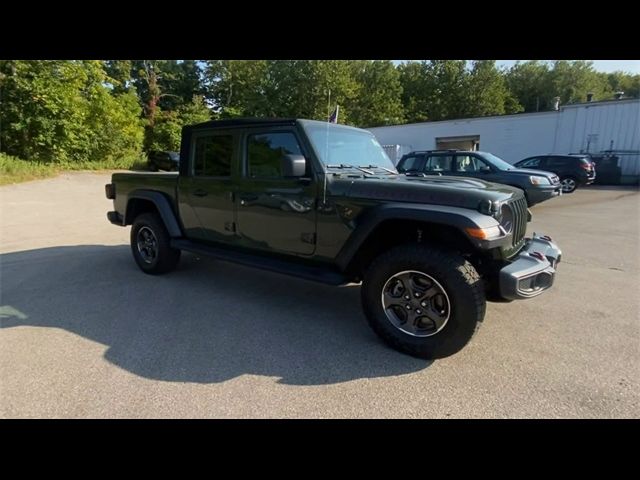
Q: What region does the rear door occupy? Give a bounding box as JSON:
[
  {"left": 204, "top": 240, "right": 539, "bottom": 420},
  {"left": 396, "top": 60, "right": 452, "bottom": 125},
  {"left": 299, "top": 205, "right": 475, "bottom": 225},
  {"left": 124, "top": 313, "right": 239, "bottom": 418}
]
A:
[
  {"left": 545, "top": 156, "right": 571, "bottom": 177},
  {"left": 178, "top": 130, "right": 238, "bottom": 244},
  {"left": 235, "top": 128, "right": 317, "bottom": 256}
]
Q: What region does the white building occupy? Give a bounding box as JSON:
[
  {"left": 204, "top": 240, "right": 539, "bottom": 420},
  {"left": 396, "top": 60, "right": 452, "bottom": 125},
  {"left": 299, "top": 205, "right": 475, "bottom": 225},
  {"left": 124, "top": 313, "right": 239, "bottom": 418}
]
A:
[{"left": 369, "top": 98, "right": 640, "bottom": 182}]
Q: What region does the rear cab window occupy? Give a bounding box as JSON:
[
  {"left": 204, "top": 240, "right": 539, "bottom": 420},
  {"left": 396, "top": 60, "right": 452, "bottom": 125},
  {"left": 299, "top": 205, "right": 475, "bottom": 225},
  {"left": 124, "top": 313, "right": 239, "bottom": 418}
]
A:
[{"left": 193, "top": 134, "right": 233, "bottom": 177}]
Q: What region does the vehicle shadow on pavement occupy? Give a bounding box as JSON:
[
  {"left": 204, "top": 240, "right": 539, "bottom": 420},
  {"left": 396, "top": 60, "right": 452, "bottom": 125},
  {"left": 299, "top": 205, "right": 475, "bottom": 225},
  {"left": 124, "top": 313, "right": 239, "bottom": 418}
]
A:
[{"left": 1, "top": 245, "right": 430, "bottom": 385}]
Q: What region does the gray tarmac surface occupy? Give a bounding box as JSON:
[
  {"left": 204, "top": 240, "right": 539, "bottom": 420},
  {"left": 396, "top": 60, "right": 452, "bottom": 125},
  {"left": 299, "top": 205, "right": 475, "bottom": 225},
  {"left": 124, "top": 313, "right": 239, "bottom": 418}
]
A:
[{"left": 1, "top": 172, "right": 638, "bottom": 418}]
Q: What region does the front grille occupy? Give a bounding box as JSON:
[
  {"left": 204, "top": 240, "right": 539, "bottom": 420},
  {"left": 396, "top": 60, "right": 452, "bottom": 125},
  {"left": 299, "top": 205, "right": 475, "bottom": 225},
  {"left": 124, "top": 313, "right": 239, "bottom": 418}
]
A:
[{"left": 509, "top": 196, "right": 528, "bottom": 247}]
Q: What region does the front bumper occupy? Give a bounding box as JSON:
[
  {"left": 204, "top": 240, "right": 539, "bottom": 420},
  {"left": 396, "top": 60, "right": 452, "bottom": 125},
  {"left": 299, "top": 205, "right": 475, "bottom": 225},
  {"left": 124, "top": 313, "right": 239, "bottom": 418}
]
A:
[
  {"left": 499, "top": 233, "right": 562, "bottom": 300},
  {"left": 526, "top": 185, "right": 562, "bottom": 206}
]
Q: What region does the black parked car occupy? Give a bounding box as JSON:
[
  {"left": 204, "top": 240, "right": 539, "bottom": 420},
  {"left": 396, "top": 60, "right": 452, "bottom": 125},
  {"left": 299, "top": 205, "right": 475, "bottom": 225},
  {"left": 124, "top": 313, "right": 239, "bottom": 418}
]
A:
[
  {"left": 514, "top": 154, "right": 596, "bottom": 193},
  {"left": 148, "top": 150, "right": 180, "bottom": 172},
  {"left": 396, "top": 150, "right": 562, "bottom": 206}
]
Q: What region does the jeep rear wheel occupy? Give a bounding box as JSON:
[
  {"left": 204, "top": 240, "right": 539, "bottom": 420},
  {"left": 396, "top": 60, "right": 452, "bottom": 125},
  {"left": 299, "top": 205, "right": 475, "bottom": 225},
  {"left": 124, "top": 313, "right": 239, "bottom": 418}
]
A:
[
  {"left": 131, "top": 212, "right": 181, "bottom": 274},
  {"left": 361, "top": 244, "right": 486, "bottom": 359}
]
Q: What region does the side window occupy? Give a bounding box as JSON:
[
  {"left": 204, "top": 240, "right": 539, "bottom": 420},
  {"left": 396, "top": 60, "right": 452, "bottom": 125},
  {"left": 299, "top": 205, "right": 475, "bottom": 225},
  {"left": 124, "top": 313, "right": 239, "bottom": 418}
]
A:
[
  {"left": 193, "top": 134, "right": 233, "bottom": 177},
  {"left": 546, "top": 157, "right": 567, "bottom": 168},
  {"left": 454, "top": 155, "right": 486, "bottom": 172},
  {"left": 425, "top": 155, "right": 453, "bottom": 172},
  {"left": 247, "top": 132, "right": 303, "bottom": 178},
  {"left": 520, "top": 157, "right": 541, "bottom": 168},
  {"left": 399, "top": 155, "right": 424, "bottom": 172}
]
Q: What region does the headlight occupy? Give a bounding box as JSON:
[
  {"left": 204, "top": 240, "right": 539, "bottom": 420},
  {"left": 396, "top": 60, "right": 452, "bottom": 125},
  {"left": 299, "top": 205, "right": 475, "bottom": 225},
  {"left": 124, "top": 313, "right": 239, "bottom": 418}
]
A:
[
  {"left": 530, "top": 175, "right": 551, "bottom": 185},
  {"left": 478, "top": 199, "right": 499, "bottom": 216},
  {"left": 499, "top": 203, "right": 514, "bottom": 234}
]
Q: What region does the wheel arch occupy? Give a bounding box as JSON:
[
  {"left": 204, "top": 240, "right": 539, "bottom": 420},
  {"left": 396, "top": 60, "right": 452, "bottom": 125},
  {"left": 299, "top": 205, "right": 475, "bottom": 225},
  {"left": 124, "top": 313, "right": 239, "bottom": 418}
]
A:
[
  {"left": 125, "top": 190, "right": 183, "bottom": 237},
  {"left": 336, "top": 204, "right": 495, "bottom": 276}
]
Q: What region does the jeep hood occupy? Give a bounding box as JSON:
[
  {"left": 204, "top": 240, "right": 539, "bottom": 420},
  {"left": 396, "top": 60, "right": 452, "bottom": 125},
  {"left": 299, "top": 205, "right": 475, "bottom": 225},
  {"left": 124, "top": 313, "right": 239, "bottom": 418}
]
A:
[{"left": 334, "top": 175, "right": 523, "bottom": 210}]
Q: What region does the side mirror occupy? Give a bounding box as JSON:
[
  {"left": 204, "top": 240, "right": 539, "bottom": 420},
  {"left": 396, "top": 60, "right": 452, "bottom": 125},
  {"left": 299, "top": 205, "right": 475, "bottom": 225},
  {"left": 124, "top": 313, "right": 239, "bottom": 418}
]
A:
[
  {"left": 480, "top": 165, "right": 491, "bottom": 173},
  {"left": 282, "top": 154, "right": 306, "bottom": 177}
]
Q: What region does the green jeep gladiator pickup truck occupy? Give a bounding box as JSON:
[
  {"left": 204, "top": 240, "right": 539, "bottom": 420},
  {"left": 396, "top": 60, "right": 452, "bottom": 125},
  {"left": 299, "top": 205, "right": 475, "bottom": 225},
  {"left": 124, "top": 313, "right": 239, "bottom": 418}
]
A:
[{"left": 106, "top": 118, "right": 561, "bottom": 359}]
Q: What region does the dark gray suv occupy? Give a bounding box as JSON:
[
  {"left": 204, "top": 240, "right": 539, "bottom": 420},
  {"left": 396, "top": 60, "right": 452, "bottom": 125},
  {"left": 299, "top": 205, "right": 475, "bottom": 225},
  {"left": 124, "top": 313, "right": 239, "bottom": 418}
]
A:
[
  {"left": 514, "top": 154, "right": 596, "bottom": 193},
  {"left": 397, "top": 150, "right": 562, "bottom": 206}
]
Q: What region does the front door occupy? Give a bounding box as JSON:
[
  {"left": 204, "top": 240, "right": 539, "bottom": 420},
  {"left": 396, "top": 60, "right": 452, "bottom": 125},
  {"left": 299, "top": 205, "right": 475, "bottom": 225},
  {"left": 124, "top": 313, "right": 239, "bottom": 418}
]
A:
[{"left": 236, "top": 129, "right": 317, "bottom": 256}]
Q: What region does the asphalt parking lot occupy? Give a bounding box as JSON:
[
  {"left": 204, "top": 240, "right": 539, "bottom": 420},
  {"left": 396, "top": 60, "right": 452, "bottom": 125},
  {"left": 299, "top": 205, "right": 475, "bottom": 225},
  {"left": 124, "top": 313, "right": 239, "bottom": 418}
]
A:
[{"left": 1, "top": 172, "right": 638, "bottom": 418}]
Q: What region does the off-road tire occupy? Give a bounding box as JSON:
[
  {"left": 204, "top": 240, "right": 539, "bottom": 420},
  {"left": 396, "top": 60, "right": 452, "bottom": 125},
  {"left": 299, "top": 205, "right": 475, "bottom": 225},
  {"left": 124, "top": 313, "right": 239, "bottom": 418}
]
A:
[
  {"left": 131, "top": 212, "right": 181, "bottom": 274},
  {"left": 361, "top": 244, "right": 486, "bottom": 359}
]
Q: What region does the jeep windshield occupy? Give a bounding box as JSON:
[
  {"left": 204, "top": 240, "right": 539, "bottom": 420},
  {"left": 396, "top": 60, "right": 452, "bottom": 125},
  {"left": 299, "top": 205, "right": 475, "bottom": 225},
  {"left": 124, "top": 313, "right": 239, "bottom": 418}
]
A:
[{"left": 301, "top": 120, "right": 396, "bottom": 172}]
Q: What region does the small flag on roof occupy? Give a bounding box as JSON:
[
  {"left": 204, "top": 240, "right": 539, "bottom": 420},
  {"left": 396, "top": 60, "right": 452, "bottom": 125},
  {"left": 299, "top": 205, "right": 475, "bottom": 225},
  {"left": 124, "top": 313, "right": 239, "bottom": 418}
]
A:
[{"left": 328, "top": 105, "right": 339, "bottom": 123}]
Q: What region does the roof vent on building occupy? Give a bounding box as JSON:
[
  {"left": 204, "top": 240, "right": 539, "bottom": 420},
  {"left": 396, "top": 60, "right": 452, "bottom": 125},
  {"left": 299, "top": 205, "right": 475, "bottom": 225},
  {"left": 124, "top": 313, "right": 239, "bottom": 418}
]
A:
[
  {"left": 614, "top": 91, "right": 624, "bottom": 100},
  {"left": 586, "top": 93, "right": 594, "bottom": 102},
  {"left": 553, "top": 97, "right": 560, "bottom": 111}
]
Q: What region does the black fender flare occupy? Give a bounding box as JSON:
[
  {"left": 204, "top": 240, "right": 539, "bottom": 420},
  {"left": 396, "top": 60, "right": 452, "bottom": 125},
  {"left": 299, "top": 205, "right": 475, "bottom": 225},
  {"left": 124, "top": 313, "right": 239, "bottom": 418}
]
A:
[
  {"left": 334, "top": 203, "right": 504, "bottom": 270},
  {"left": 126, "top": 190, "right": 183, "bottom": 238}
]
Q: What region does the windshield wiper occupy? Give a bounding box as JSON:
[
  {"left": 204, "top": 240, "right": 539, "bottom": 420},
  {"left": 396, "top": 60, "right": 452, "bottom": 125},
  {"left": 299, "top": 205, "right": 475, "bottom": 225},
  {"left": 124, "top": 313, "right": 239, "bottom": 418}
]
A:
[
  {"left": 326, "top": 164, "right": 375, "bottom": 175},
  {"left": 360, "top": 164, "right": 398, "bottom": 175}
]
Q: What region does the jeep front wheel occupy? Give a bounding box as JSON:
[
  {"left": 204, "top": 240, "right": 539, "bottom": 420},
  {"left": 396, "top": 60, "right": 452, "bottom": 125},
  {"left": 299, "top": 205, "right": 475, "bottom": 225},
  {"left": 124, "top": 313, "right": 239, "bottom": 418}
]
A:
[
  {"left": 361, "top": 244, "right": 486, "bottom": 359},
  {"left": 131, "top": 212, "right": 181, "bottom": 274}
]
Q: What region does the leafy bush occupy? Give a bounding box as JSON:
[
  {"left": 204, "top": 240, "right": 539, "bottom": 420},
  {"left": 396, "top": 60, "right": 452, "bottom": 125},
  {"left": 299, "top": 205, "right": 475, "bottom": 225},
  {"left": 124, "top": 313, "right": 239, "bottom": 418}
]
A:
[
  {"left": 0, "top": 60, "right": 144, "bottom": 164},
  {"left": 0, "top": 152, "right": 58, "bottom": 185}
]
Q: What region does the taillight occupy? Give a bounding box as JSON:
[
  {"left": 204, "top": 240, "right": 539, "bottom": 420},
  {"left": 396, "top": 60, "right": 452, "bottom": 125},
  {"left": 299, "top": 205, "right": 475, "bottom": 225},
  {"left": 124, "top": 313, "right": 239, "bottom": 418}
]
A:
[{"left": 580, "top": 163, "right": 591, "bottom": 171}]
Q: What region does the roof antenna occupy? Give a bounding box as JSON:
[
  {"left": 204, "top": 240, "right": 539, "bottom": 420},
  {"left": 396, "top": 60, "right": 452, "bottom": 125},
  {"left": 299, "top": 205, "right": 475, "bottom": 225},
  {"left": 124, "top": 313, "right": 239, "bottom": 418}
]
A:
[{"left": 322, "top": 88, "right": 331, "bottom": 206}]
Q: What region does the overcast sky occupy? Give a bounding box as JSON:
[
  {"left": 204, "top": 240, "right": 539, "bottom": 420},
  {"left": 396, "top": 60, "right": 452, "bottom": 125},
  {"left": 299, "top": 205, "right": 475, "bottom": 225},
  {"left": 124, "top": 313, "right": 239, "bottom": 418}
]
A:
[{"left": 496, "top": 60, "right": 640, "bottom": 74}]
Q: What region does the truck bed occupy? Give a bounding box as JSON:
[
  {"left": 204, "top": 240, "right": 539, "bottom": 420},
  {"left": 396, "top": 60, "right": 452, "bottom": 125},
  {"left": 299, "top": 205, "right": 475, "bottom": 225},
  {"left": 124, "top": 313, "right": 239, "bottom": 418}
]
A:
[{"left": 111, "top": 171, "right": 179, "bottom": 217}]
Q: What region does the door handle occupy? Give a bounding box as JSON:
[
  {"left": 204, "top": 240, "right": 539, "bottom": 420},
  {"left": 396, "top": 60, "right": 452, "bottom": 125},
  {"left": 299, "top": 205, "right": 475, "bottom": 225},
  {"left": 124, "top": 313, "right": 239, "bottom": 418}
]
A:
[{"left": 193, "top": 189, "right": 208, "bottom": 197}]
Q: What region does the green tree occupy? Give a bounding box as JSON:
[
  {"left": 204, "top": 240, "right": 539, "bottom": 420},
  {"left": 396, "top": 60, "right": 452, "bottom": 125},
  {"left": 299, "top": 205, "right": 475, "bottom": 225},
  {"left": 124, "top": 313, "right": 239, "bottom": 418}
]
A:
[
  {"left": 157, "top": 60, "right": 204, "bottom": 111},
  {"left": 549, "top": 60, "right": 612, "bottom": 105},
  {"left": 148, "top": 95, "right": 212, "bottom": 151},
  {"left": 0, "top": 60, "right": 143, "bottom": 163},
  {"left": 204, "top": 60, "right": 269, "bottom": 116},
  {"left": 82, "top": 61, "right": 144, "bottom": 162},
  {"left": 265, "top": 60, "right": 359, "bottom": 121},
  {"left": 205, "top": 60, "right": 359, "bottom": 122},
  {"left": 465, "top": 60, "right": 523, "bottom": 117},
  {"left": 398, "top": 61, "right": 432, "bottom": 123},
  {"left": 125, "top": 60, "right": 206, "bottom": 150},
  {"left": 398, "top": 60, "right": 471, "bottom": 121},
  {"left": 103, "top": 60, "right": 134, "bottom": 94},
  {"left": 604, "top": 71, "right": 640, "bottom": 99},
  {"left": 347, "top": 60, "right": 404, "bottom": 127},
  {"left": 505, "top": 60, "right": 554, "bottom": 112}
]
